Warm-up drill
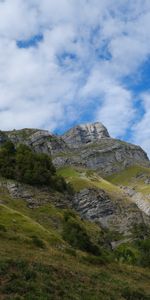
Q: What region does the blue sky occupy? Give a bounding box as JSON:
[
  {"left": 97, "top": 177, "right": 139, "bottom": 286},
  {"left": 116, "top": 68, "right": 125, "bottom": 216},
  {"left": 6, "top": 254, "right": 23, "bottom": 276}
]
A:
[{"left": 0, "top": 0, "right": 150, "bottom": 155}]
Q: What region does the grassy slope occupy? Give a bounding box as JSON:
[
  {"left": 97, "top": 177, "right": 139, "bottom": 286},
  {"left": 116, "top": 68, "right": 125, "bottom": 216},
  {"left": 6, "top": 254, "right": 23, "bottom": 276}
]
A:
[
  {"left": 0, "top": 180, "right": 150, "bottom": 299},
  {"left": 57, "top": 166, "right": 123, "bottom": 194},
  {"left": 56, "top": 166, "right": 130, "bottom": 207},
  {"left": 107, "top": 165, "right": 150, "bottom": 199}
]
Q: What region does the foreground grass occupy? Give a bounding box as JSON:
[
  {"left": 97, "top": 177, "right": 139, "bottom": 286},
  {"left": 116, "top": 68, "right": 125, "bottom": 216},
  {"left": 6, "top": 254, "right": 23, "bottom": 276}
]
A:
[
  {"left": 0, "top": 179, "right": 150, "bottom": 299},
  {"left": 1, "top": 238, "right": 150, "bottom": 300}
]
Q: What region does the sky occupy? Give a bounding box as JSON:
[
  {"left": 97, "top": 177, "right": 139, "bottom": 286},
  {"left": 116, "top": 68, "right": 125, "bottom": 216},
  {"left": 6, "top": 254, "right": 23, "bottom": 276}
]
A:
[{"left": 0, "top": 1, "right": 150, "bottom": 156}]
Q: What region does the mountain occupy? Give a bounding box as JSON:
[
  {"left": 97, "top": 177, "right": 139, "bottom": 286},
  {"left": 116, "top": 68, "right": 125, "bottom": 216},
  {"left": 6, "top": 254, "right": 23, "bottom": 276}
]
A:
[
  {"left": 62, "top": 122, "right": 110, "bottom": 146},
  {"left": 1, "top": 123, "right": 150, "bottom": 230},
  {"left": 0, "top": 123, "right": 150, "bottom": 299},
  {"left": 1, "top": 122, "right": 149, "bottom": 176}
]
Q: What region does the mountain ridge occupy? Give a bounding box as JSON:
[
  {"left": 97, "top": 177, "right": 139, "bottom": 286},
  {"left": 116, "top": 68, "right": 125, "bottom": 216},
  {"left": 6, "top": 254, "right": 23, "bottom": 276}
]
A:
[
  {"left": 0, "top": 122, "right": 150, "bottom": 299},
  {"left": 1, "top": 122, "right": 149, "bottom": 176}
]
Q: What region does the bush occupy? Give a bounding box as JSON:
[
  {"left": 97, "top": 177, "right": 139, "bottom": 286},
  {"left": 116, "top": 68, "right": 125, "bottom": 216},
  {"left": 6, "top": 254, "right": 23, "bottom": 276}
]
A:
[
  {"left": 0, "top": 141, "right": 70, "bottom": 192},
  {"left": 0, "top": 224, "right": 7, "bottom": 232},
  {"left": 122, "top": 287, "right": 149, "bottom": 300},
  {"left": 62, "top": 214, "right": 100, "bottom": 255},
  {"left": 132, "top": 223, "right": 150, "bottom": 239},
  {"left": 15, "top": 145, "right": 56, "bottom": 186},
  {"left": 135, "top": 239, "right": 150, "bottom": 267},
  {"left": 81, "top": 253, "right": 109, "bottom": 265},
  {"left": 115, "top": 244, "right": 139, "bottom": 264},
  {"left": 31, "top": 235, "right": 46, "bottom": 249},
  {"left": 63, "top": 210, "right": 77, "bottom": 222}
]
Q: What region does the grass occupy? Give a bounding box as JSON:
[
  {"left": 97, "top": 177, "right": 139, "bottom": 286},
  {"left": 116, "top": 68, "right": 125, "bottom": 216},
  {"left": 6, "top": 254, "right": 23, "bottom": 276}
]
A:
[
  {"left": 107, "top": 165, "right": 150, "bottom": 186},
  {"left": 57, "top": 166, "right": 128, "bottom": 201},
  {"left": 0, "top": 204, "right": 63, "bottom": 246},
  {"left": 0, "top": 254, "right": 150, "bottom": 299},
  {"left": 106, "top": 165, "right": 150, "bottom": 200},
  {"left": 57, "top": 166, "right": 80, "bottom": 178},
  {"left": 0, "top": 179, "right": 150, "bottom": 299}
]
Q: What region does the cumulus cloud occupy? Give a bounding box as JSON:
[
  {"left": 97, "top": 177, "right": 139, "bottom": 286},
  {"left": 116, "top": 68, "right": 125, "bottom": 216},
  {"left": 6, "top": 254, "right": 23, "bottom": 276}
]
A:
[
  {"left": 0, "top": 0, "right": 150, "bottom": 154},
  {"left": 132, "top": 93, "right": 150, "bottom": 156}
]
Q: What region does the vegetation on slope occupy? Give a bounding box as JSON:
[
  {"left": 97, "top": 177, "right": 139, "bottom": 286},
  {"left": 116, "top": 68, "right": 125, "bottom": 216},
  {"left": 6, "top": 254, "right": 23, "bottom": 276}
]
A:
[
  {"left": 107, "top": 165, "right": 150, "bottom": 187},
  {"left": 57, "top": 166, "right": 123, "bottom": 195},
  {"left": 0, "top": 187, "right": 150, "bottom": 299},
  {"left": 106, "top": 165, "right": 150, "bottom": 202},
  {"left": 0, "top": 141, "right": 72, "bottom": 193},
  {"left": 0, "top": 151, "right": 150, "bottom": 299}
]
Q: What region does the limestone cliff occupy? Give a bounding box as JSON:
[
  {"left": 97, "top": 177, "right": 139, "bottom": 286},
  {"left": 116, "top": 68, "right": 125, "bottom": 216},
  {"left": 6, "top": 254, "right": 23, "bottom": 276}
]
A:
[
  {"left": 57, "top": 122, "right": 149, "bottom": 175},
  {"left": 0, "top": 123, "right": 150, "bottom": 237},
  {"left": 1, "top": 123, "right": 149, "bottom": 176},
  {"left": 62, "top": 122, "right": 110, "bottom": 147}
]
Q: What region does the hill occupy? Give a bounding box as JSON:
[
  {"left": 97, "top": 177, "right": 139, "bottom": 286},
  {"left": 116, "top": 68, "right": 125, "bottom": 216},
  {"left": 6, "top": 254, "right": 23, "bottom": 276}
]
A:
[{"left": 0, "top": 122, "right": 150, "bottom": 299}]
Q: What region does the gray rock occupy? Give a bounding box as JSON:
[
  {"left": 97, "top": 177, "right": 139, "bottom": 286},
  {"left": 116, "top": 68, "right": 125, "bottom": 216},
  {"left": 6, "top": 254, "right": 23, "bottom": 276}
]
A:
[
  {"left": 5, "top": 128, "right": 68, "bottom": 155},
  {"left": 62, "top": 122, "right": 110, "bottom": 148},
  {"left": 73, "top": 188, "right": 146, "bottom": 234},
  {"left": 5, "top": 181, "right": 72, "bottom": 209},
  {"left": 53, "top": 137, "right": 149, "bottom": 175},
  {"left": 1, "top": 123, "right": 149, "bottom": 176}
]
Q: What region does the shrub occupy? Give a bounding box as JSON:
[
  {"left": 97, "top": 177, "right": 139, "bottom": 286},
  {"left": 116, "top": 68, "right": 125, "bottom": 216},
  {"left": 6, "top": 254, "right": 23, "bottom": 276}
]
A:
[
  {"left": 115, "top": 244, "right": 139, "bottom": 264},
  {"left": 63, "top": 210, "right": 77, "bottom": 222},
  {"left": 82, "top": 254, "right": 108, "bottom": 265},
  {"left": 136, "top": 239, "right": 150, "bottom": 267},
  {"left": 0, "top": 141, "right": 71, "bottom": 192},
  {"left": 122, "top": 287, "right": 149, "bottom": 300},
  {"left": 31, "top": 235, "right": 46, "bottom": 249},
  {"left": 62, "top": 214, "right": 100, "bottom": 255},
  {"left": 132, "top": 223, "right": 150, "bottom": 239},
  {"left": 0, "top": 224, "right": 7, "bottom": 232}
]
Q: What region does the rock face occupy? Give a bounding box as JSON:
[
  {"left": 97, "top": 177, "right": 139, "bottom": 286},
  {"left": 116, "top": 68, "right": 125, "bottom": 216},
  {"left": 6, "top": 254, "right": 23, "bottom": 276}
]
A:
[
  {"left": 53, "top": 137, "right": 149, "bottom": 175},
  {"left": 0, "top": 122, "right": 150, "bottom": 236},
  {"left": 0, "top": 180, "right": 71, "bottom": 209},
  {"left": 73, "top": 188, "right": 146, "bottom": 234},
  {"left": 62, "top": 122, "right": 110, "bottom": 147},
  {"left": 60, "top": 123, "right": 149, "bottom": 174},
  {"left": 1, "top": 123, "right": 149, "bottom": 176},
  {"left": 5, "top": 128, "right": 68, "bottom": 155},
  {"left": 120, "top": 186, "right": 150, "bottom": 216}
]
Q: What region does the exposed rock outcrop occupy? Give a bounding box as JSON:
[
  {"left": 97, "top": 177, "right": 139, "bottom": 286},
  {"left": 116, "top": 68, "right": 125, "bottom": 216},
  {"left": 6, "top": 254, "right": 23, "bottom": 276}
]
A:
[
  {"left": 0, "top": 180, "right": 71, "bottom": 209},
  {"left": 2, "top": 123, "right": 149, "bottom": 176},
  {"left": 62, "top": 122, "right": 110, "bottom": 147},
  {"left": 0, "top": 122, "right": 149, "bottom": 234},
  {"left": 120, "top": 186, "right": 150, "bottom": 216},
  {"left": 73, "top": 188, "right": 146, "bottom": 234},
  {"left": 5, "top": 128, "right": 68, "bottom": 155},
  {"left": 53, "top": 137, "right": 149, "bottom": 175}
]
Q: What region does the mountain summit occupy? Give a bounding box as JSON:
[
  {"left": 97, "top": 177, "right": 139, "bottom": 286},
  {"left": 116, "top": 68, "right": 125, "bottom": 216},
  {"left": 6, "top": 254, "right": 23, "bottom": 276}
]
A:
[
  {"left": 0, "top": 122, "right": 150, "bottom": 299},
  {"left": 1, "top": 122, "right": 149, "bottom": 176},
  {"left": 62, "top": 122, "right": 110, "bottom": 147}
]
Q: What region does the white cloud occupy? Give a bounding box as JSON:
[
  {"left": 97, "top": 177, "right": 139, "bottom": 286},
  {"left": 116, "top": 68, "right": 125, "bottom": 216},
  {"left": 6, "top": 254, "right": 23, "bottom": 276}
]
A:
[
  {"left": 96, "top": 83, "right": 135, "bottom": 137},
  {"left": 0, "top": 0, "right": 150, "bottom": 155},
  {"left": 132, "top": 93, "right": 150, "bottom": 156}
]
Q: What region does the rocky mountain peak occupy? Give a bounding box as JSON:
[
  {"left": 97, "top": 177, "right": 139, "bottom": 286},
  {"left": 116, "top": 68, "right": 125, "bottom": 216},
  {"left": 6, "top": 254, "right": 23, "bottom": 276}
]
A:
[{"left": 62, "top": 122, "right": 110, "bottom": 147}]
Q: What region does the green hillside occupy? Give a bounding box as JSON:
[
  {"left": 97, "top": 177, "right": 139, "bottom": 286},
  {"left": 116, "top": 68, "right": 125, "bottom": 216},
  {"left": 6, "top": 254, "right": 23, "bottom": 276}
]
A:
[
  {"left": 0, "top": 143, "right": 150, "bottom": 299},
  {"left": 107, "top": 165, "right": 150, "bottom": 199},
  {"left": 57, "top": 166, "right": 124, "bottom": 196},
  {"left": 0, "top": 182, "right": 150, "bottom": 300}
]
